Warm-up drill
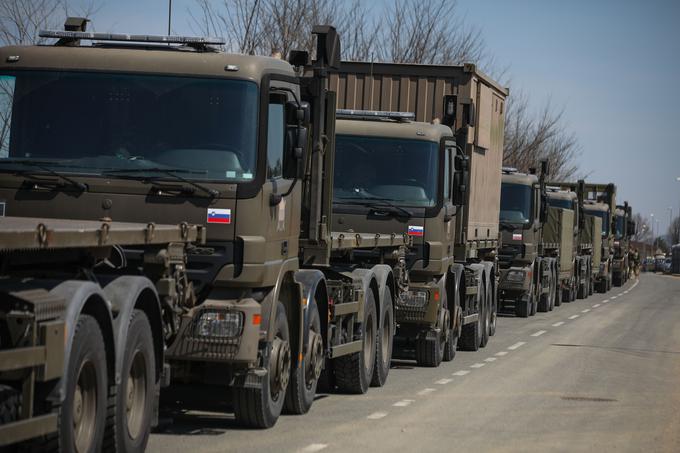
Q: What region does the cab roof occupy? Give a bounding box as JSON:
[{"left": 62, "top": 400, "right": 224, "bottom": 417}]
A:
[
  {"left": 501, "top": 172, "right": 537, "bottom": 186},
  {"left": 0, "top": 44, "right": 295, "bottom": 82},
  {"left": 546, "top": 189, "right": 576, "bottom": 202},
  {"left": 336, "top": 118, "right": 452, "bottom": 143},
  {"left": 583, "top": 200, "right": 609, "bottom": 213}
]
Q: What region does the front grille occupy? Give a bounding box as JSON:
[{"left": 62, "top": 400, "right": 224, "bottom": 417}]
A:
[
  {"left": 498, "top": 245, "right": 522, "bottom": 269},
  {"left": 395, "top": 304, "right": 427, "bottom": 323}
]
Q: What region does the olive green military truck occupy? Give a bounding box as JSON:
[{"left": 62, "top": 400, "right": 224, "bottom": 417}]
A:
[
  {"left": 564, "top": 183, "right": 616, "bottom": 293},
  {"left": 544, "top": 187, "right": 577, "bottom": 304},
  {"left": 498, "top": 163, "right": 558, "bottom": 317},
  {"left": 0, "top": 18, "right": 431, "bottom": 431},
  {"left": 612, "top": 201, "right": 635, "bottom": 286},
  {"left": 546, "top": 180, "right": 601, "bottom": 300},
  {"left": 329, "top": 62, "right": 509, "bottom": 364},
  {"left": 0, "top": 217, "right": 201, "bottom": 452}
]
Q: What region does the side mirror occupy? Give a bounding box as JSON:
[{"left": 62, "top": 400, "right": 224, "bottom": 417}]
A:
[
  {"left": 539, "top": 194, "right": 548, "bottom": 223},
  {"left": 442, "top": 95, "right": 457, "bottom": 127},
  {"left": 627, "top": 220, "right": 636, "bottom": 237},
  {"left": 452, "top": 152, "right": 469, "bottom": 206},
  {"left": 282, "top": 126, "right": 308, "bottom": 179},
  {"left": 286, "top": 100, "right": 310, "bottom": 125}
]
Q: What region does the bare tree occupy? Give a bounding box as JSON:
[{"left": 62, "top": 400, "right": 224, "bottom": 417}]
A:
[
  {"left": 503, "top": 91, "right": 580, "bottom": 180},
  {"left": 631, "top": 213, "right": 652, "bottom": 243},
  {"left": 378, "top": 0, "right": 487, "bottom": 65},
  {"left": 0, "top": 0, "right": 100, "bottom": 46},
  {"left": 668, "top": 216, "right": 680, "bottom": 245}
]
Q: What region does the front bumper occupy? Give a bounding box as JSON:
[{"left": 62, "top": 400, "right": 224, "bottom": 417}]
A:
[{"left": 165, "top": 298, "right": 261, "bottom": 364}]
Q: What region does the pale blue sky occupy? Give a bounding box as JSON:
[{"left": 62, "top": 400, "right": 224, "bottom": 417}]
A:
[{"left": 84, "top": 0, "right": 680, "bottom": 235}]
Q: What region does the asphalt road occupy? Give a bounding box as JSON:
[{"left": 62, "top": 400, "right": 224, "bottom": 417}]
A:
[{"left": 148, "top": 273, "right": 680, "bottom": 453}]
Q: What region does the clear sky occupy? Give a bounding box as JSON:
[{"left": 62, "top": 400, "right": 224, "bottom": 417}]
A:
[{"left": 85, "top": 0, "right": 680, "bottom": 235}]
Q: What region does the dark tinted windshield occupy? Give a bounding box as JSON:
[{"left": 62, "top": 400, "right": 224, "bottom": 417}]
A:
[
  {"left": 615, "top": 215, "right": 625, "bottom": 239},
  {"left": 333, "top": 135, "right": 439, "bottom": 207},
  {"left": 0, "top": 71, "right": 258, "bottom": 181},
  {"left": 547, "top": 197, "right": 574, "bottom": 210},
  {"left": 500, "top": 183, "right": 533, "bottom": 224},
  {"left": 585, "top": 209, "right": 609, "bottom": 236}
]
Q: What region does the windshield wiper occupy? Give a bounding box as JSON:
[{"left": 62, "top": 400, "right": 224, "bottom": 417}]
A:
[
  {"left": 103, "top": 168, "right": 220, "bottom": 198},
  {"left": 499, "top": 222, "right": 518, "bottom": 231},
  {"left": 0, "top": 159, "right": 87, "bottom": 191},
  {"left": 336, "top": 196, "right": 411, "bottom": 218}
]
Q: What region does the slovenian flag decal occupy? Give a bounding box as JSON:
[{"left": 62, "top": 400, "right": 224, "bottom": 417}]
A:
[
  {"left": 207, "top": 208, "right": 232, "bottom": 224},
  {"left": 408, "top": 225, "right": 424, "bottom": 237}
]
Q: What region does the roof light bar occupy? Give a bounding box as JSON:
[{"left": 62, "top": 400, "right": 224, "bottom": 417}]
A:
[
  {"left": 38, "top": 30, "right": 226, "bottom": 46},
  {"left": 336, "top": 109, "right": 415, "bottom": 121}
]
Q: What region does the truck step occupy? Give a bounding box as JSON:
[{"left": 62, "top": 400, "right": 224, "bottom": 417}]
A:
[
  {"left": 462, "top": 313, "right": 479, "bottom": 325},
  {"left": 331, "top": 340, "right": 363, "bottom": 358},
  {"left": 332, "top": 301, "right": 360, "bottom": 317}
]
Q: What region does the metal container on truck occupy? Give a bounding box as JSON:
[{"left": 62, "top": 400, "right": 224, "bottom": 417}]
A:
[
  {"left": 329, "top": 61, "right": 508, "bottom": 357},
  {"left": 0, "top": 20, "right": 424, "bottom": 431}
]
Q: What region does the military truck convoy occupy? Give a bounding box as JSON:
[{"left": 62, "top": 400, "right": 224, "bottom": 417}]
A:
[{"left": 0, "top": 18, "right": 637, "bottom": 451}]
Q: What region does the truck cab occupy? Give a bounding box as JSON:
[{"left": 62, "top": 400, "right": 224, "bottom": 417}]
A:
[{"left": 498, "top": 166, "right": 557, "bottom": 317}]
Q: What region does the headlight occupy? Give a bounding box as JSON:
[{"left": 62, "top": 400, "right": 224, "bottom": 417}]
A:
[
  {"left": 506, "top": 270, "right": 526, "bottom": 282},
  {"left": 194, "top": 310, "right": 243, "bottom": 338},
  {"left": 400, "top": 290, "right": 429, "bottom": 308}
]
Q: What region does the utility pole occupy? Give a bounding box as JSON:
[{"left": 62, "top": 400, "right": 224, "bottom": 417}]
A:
[{"left": 168, "top": 0, "right": 173, "bottom": 35}]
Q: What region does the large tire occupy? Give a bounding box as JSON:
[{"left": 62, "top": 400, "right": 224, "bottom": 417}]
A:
[
  {"left": 115, "top": 310, "right": 155, "bottom": 453},
  {"left": 537, "top": 291, "right": 549, "bottom": 312},
  {"left": 233, "top": 302, "right": 290, "bottom": 428},
  {"left": 334, "top": 290, "right": 377, "bottom": 394},
  {"left": 443, "top": 285, "right": 459, "bottom": 361},
  {"left": 515, "top": 294, "right": 530, "bottom": 318},
  {"left": 285, "top": 303, "right": 322, "bottom": 414},
  {"left": 480, "top": 285, "right": 490, "bottom": 348},
  {"left": 529, "top": 287, "right": 538, "bottom": 316},
  {"left": 371, "top": 287, "right": 394, "bottom": 387},
  {"left": 0, "top": 384, "right": 21, "bottom": 425},
  {"left": 459, "top": 291, "right": 481, "bottom": 351},
  {"left": 489, "top": 280, "right": 497, "bottom": 337},
  {"left": 554, "top": 280, "right": 562, "bottom": 307},
  {"left": 415, "top": 330, "right": 444, "bottom": 367},
  {"left": 61, "top": 314, "right": 108, "bottom": 453}
]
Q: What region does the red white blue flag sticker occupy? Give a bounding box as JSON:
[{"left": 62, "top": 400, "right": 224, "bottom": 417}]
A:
[
  {"left": 207, "top": 208, "right": 232, "bottom": 224},
  {"left": 408, "top": 225, "right": 424, "bottom": 236}
]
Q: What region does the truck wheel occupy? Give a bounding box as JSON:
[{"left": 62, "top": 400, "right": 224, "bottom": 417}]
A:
[
  {"left": 234, "top": 302, "right": 290, "bottom": 428},
  {"left": 61, "top": 314, "right": 108, "bottom": 453},
  {"left": 334, "top": 291, "right": 376, "bottom": 394},
  {"left": 415, "top": 328, "right": 444, "bottom": 367},
  {"left": 443, "top": 287, "right": 460, "bottom": 361},
  {"left": 0, "top": 384, "right": 21, "bottom": 425},
  {"left": 371, "top": 287, "right": 394, "bottom": 387},
  {"left": 538, "top": 292, "right": 549, "bottom": 312},
  {"left": 515, "top": 294, "right": 530, "bottom": 318},
  {"left": 116, "top": 310, "right": 155, "bottom": 452},
  {"left": 285, "top": 303, "right": 322, "bottom": 414},
  {"left": 460, "top": 293, "right": 481, "bottom": 351},
  {"left": 554, "top": 282, "right": 562, "bottom": 307},
  {"left": 489, "top": 282, "right": 497, "bottom": 337},
  {"left": 480, "top": 285, "right": 490, "bottom": 348}
]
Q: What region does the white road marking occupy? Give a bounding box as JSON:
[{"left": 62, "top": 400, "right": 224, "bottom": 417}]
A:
[
  {"left": 531, "top": 330, "right": 547, "bottom": 337},
  {"left": 300, "top": 444, "right": 328, "bottom": 453},
  {"left": 552, "top": 321, "right": 565, "bottom": 327},
  {"left": 393, "top": 399, "right": 415, "bottom": 407},
  {"left": 452, "top": 370, "right": 470, "bottom": 376},
  {"left": 603, "top": 300, "right": 609, "bottom": 304},
  {"left": 495, "top": 351, "right": 508, "bottom": 356},
  {"left": 484, "top": 357, "right": 497, "bottom": 362},
  {"left": 611, "top": 296, "right": 618, "bottom": 299},
  {"left": 367, "top": 412, "right": 388, "bottom": 420},
  {"left": 470, "top": 363, "right": 486, "bottom": 368},
  {"left": 417, "top": 388, "right": 436, "bottom": 396},
  {"left": 436, "top": 378, "right": 453, "bottom": 385},
  {"left": 568, "top": 314, "right": 579, "bottom": 319},
  {"left": 593, "top": 304, "right": 601, "bottom": 308},
  {"left": 581, "top": 309, "right": 591, "bottom": 313},
  {"left": 508, "top": 342, "right": 526, "bottom": 350}
]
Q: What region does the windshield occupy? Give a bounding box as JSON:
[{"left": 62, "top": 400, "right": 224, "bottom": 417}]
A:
[
  {"left": 500, "top": 183, "right": 533, "bottom": 225},
  {"left": 615, "top": 215, "right": 625, "bottom": 239},
  {"left": 333, "top": 135, "right": 439, "bottom": 207},
  {"left": 547, "top": 197, "right": 574, "bottom": 210},
  {"left": 0, "top": 71, "right": 258, "bottom": 181},
  {"left": 585, "top": 209, "right": 609, "bottom": 237}
]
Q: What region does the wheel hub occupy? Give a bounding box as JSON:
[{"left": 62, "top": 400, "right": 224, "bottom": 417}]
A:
[
  {"left": 73, "top": 385, "right": 83, "bottom": 426},
  {"left": 270, "top": 337, "right": 291, "bottom": 397}
]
